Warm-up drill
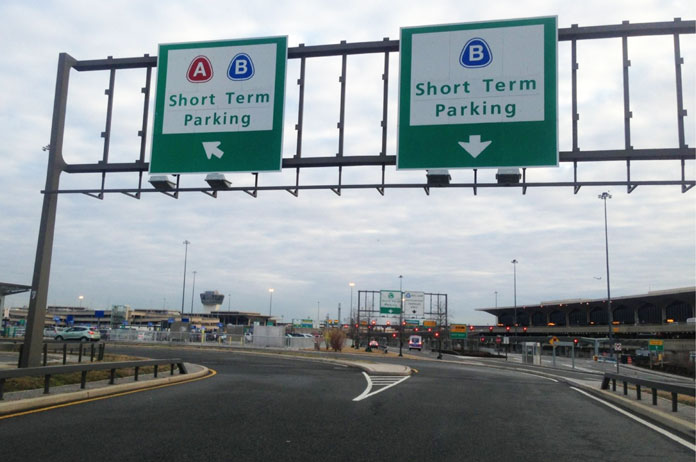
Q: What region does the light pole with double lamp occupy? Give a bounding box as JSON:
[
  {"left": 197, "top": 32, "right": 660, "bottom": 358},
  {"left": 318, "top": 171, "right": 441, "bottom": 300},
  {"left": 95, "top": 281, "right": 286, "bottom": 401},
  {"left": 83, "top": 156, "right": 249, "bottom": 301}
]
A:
[{"left": 598, "top": 192, "right": 615, "bottom": 363}]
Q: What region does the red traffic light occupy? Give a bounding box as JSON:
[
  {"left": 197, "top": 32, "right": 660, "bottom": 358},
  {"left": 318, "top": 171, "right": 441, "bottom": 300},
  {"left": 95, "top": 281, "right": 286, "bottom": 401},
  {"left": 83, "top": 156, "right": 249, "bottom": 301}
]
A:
[
  {"left": 414, "top": 327, "right": 419, "bottom": 332},
  {"left": 488, "top": 326, "right": 494, "bottom": 332},
  {"left": 354, "top": 324, "right": 358, "bottom": 328},
  {"left": 505, "top": 326, "right": 511, "bottom": 332},
  {"left": 434, "top": 332, "right": 440, "bottom": 338},
  {"left": 427, "top": 328, "right": 432, "bottom": 332},
  {"left": 371, "top": 320, "right": 376, "bottom": 325},
  {"left": 573, "top": 338, "right": 579, "bottom": 344},
  {"left": 401, "top": 321, "right": 406, "bottom": 326},
  {"left": 480, "top": 336, "right": 485, "bottom": 343},
  {"left": 392, "top": 333, "right": 397, "bottom": 338},
  {"left": 523, "top": 326, "right": 528, "bottom": 333}
]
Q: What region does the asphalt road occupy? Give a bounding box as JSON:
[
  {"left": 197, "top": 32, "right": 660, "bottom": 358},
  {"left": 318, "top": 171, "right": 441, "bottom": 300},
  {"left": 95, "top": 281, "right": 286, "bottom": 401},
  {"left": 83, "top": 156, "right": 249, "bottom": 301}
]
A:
[{"left": 0, "top": 345, "right": 692, "bottom": 461}]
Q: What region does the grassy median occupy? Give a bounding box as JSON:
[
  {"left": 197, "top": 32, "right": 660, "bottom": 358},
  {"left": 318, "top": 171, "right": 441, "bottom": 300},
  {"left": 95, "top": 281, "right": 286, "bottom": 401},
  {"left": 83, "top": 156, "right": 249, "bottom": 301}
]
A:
[{"left": 3, "top": 354, "right": 158, "bottom": 393}]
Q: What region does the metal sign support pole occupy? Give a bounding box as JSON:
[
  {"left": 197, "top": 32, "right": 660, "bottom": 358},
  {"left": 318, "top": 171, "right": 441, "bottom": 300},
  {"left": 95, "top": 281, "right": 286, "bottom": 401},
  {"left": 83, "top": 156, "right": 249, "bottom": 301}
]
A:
[{"left": 20, "top": 53, "right": 73, "bottom": 367}]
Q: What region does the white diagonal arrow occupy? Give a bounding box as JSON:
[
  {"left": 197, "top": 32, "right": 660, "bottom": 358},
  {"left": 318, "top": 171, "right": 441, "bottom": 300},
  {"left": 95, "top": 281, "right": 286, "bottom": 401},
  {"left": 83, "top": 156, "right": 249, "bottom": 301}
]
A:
[
  {"left": 458, "top": 135, "right": 491, "bottom": 158},
  {"left": 202, "top": 141, "right": 224, "bottom": 160}
]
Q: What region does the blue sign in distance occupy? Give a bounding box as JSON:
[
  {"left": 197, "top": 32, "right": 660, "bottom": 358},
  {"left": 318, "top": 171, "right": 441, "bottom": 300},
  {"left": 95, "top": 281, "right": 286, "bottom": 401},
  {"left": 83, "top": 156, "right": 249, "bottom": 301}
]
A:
[
  {"left": 228, "top": 53, "right": 255, "bottom": 80},
  {"left": 147, "top": 322, "right": 153, "bottom": 327},
  {"left": 94, "top": 310, "right": 104, "bottom": 318},
  {"left": 460, "top": 38, "right": 492, "bottom": 68},
  {"left": 53, "top": 316, "right": 60, "bottom": 322},
  {"left": 168, "top": 318, "right": 175, "bottom": 323},
  {"left": 182, "top": 318, "right": 189, "bottom": 323}
]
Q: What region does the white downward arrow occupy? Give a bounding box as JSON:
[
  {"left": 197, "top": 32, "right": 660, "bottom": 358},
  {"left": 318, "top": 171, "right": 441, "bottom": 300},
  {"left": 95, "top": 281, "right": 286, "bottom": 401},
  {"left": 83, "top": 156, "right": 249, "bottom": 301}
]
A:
[
  {"left": 458, "top": 135, "right": 491, "bottom": 158},
  {"left": 202, "top": 141, "right": 224, "bottom": 159}
]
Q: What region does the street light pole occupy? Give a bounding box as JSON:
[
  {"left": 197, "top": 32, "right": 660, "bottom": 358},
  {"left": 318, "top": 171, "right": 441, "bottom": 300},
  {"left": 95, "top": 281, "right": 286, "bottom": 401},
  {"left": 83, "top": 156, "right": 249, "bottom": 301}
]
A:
[
  {"left": 494, "top": 291, "right": 498, "bottom": 308},
  {"left": 190, "top": 270, "right": 197, "bottom": 314},
  {"left": 181, "top": 240, "right": 190, "bottom": 314},
  {"left": 268, "top": 288, "right": 274, "bottom": 324},
  {"left": 511, "top": 259, "right": 518, "bottom": 351},
  {"left": 599, "top": 192, "right": 614, "bottom": 356},
  {"left": 78, "top": 295, "right": 84, "bottom": 308},
  {"left": 349, "top": 282, "right": 356, "bottom": 348},
  {"left": 399, "top": 275, "right": 403, "bottom": 357}
]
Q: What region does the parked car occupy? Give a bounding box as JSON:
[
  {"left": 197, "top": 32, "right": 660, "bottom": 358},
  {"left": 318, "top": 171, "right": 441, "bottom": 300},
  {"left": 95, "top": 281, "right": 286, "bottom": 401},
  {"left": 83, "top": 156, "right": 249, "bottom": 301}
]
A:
[
  {"left": 55, "top": 326, "right": 101, "bottom": 342},
  {"left": 43, "top": 326, "right": 65, "bottom": 338}
]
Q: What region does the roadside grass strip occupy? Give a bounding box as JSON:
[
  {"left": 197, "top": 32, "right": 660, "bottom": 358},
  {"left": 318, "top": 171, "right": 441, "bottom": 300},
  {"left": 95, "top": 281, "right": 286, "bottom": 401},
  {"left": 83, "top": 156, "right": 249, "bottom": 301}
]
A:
[{"left": 353, "top": 372, "right": 410, "bottom": 402}]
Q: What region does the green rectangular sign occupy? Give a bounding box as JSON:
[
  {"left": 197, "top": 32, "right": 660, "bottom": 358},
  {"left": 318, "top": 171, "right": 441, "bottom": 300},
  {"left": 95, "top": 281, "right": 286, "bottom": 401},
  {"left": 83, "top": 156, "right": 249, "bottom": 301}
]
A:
[
  {"left": 398, "top": 17, "right": 557, "bottom": 169},
  {"left": 451, "top": 332, "right": 468, "bottom": 339},
  {"left": 380, "top": 290, "right": 402, "bottom": 315},
  {"left": 150, "top": 36, "right": 287, "bottom": 174}
]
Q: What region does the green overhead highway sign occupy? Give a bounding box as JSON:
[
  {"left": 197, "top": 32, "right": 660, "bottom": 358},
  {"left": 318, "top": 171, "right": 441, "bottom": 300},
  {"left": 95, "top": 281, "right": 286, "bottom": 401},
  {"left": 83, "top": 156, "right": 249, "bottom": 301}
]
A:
[
  {"left": 380, "top": 290, "right": 402, "bottom": 314},
  {"left": 398, "top": 17, "right": 557, "bottom": 169},
  {"left": 150, "top": 36, "right": 287, "bottom": 174}
]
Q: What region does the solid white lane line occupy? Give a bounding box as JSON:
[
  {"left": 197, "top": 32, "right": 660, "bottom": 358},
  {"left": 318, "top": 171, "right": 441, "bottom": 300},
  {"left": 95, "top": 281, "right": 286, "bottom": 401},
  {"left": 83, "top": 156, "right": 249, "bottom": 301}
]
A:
[
  {"left": 513, "top": 369, "right": 560, "bottom": 382},
  {"left": 570, "top": 387, "right": 696, "bottom": 452},
  {"left": 353, "top": 372, "right": 411, "bottom": 402}
]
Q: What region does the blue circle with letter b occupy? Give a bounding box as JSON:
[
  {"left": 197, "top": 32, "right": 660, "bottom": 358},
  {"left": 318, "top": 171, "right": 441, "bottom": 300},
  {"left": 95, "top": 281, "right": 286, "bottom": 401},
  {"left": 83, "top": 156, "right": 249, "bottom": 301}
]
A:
[
  {"left": 228, "top": 53, "right": 255, "bottom": 80},
  {"left": 460, "top": 38, "right": 492, "bottom": 68}
]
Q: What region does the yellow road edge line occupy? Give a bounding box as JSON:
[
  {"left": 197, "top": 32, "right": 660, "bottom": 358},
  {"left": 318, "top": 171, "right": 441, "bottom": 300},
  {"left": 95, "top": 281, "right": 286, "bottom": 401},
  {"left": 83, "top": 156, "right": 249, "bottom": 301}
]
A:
[{"left": 0, "top": 368, "right": 217, "bottom": 421}]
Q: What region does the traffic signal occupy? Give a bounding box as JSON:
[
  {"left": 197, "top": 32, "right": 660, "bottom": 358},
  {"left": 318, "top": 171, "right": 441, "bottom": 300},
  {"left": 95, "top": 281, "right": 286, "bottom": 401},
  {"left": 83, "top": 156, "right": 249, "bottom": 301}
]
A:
[
  {"left": 480, "top": 336, "right": 485, "bottom": 343},
  {"left": 371, "top": 320, "right": 376, "bottom": 325},
  {"left": 392, "top": 333, "right": 397, "bottom": 338},
  {"left": 402, "top": 321, "right": 406, "bottom": 326},
  {"left": 386, "top": 321, "right": 391, "bottom": 326},
  {"left": 427, "top": 328, "right": 432, "bottom": 332},
  {"left": 488, "top": 326, "right": 494, "bottom": 332},
  {"left": 523, "top": 326, "right": 528, "bottom": 333},
  {"left": 505, "top": 326, "right": 511, "bottom": 332},
  {"left": 573, "top": 338, "right": 579, "bottom": 345},
  {"left": 354, "top": 324, "right": 358, "bottom": 328},
  {"left": 414, "top": 327, "right": 419, "bottom": 332},
  {"left": 434, "top": 332, "right": 440, "bottom": 338}
]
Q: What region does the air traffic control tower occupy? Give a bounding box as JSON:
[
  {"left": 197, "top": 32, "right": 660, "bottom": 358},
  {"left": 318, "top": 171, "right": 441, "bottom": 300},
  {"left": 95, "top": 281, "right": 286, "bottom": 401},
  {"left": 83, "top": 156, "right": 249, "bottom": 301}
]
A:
[{"left": 200, "top": 291, "right": 225, "bottom": 313}]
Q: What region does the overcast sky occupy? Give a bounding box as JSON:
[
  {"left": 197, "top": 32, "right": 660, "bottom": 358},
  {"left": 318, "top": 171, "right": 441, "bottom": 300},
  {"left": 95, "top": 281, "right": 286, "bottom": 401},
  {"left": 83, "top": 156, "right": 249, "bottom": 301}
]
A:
[{"left": 0, "top": 0, "right": 694, "bottom": 325}]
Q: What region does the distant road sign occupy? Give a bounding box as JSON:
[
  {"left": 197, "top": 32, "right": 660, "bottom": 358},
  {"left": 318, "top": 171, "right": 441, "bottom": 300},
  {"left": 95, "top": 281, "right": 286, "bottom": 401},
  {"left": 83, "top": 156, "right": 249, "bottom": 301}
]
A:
[
  {"left": 614, "top": 343, "right": 622, "bottom": 351},
  {"left": 398, "top": 16, "right": 558, "bottom": 169},
  {"left": 380, "top": 290, "right": 402, "bottom": 314},
  {"left": 403, "top": 291, "right": 425, "bottom": 317},
  {"left": 150, "top": 36, "right": 288, "bottom": 174},
  {"left": 549, "top": 336, "right": 559, "bottom": 345}
]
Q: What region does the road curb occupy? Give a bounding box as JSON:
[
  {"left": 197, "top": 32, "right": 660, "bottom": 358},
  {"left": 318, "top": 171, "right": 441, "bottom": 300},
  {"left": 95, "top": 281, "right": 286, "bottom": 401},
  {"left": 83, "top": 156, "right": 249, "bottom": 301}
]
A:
[
  {"left": 202, "top": 348, "right": 414, "bottom": 376},
  {"left": 0, "top": 363, "right": 210, "bottom": 416},
  {"left": 562, "top": 378, "right": 696, "bottom": 442}
]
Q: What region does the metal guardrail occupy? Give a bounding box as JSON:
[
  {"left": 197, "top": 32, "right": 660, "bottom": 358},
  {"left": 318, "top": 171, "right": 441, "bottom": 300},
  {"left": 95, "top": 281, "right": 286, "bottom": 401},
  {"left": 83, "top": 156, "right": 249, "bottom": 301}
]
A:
[
  {"left": 2, "top": 339, "right": 107, "bottom": 366},
  {"left": 601, "top": 372, "right": 696, "bottom": 412},
  {"left": 0, "top": 358, "right": 187, "bottom": 400}
]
